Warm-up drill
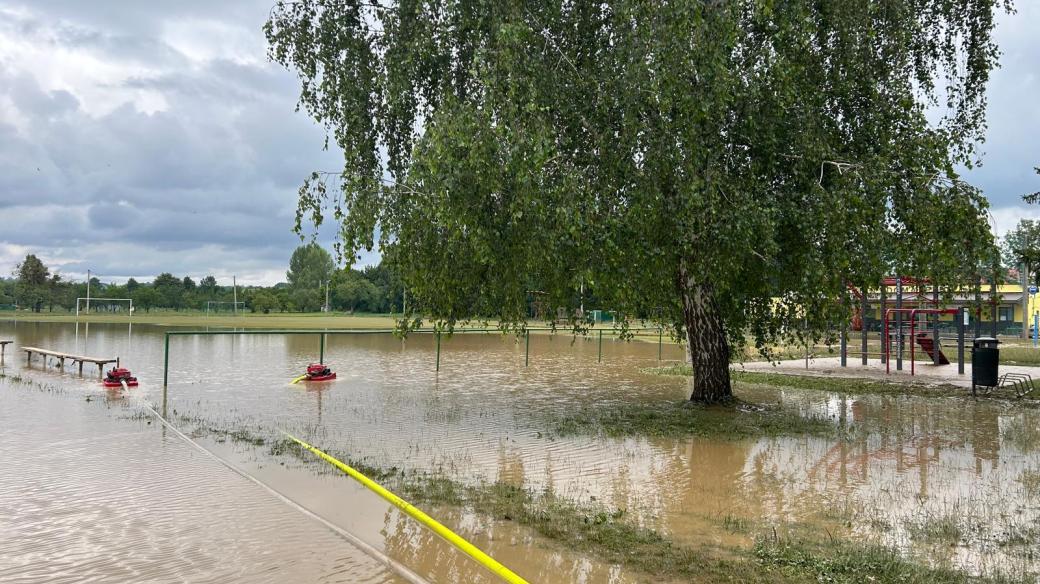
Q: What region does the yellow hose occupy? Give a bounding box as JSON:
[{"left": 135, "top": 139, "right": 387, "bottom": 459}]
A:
[
  {"left": 290, "top": 374, "right": 308, "bottom": 384},
  {"left": 282, "top": 433, "right": 529, "bottom": 584}
]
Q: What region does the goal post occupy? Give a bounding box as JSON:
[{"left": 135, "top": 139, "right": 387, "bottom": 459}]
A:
[
  {"left": 76, "top": 297, "right": 133, "bottom": 317},
  {"left": 205, "top": 301, "right": 246, "bottom": 316}
]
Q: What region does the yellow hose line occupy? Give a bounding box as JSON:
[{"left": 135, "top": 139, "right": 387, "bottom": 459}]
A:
[
  {"left": 283, "top": 433, "right": 530, "bottom": 584},
  {"left": 290, "top": 374, "right": 307, "bottom": 385}
]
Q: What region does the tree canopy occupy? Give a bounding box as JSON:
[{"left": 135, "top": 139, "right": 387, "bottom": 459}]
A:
[
  {"left": 1003, "top": 219, "right": 1040, "bottom": 286},
  {"left": 1023, "top": 167, "right": 1040, "bottom": 204},
  {"left": 286, "top": 242, "right": 335, "bottom": 291},
  {"left": 267, "top": 0, "right": 1007, "bottom": 401},
  {"left": 15, "top": 254, "right": 50, "bottom": 312}
]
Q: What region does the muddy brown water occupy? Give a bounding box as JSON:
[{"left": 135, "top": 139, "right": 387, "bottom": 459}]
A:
[{"left": 2, "top": 320, "right": 1040, "bottom": 582}]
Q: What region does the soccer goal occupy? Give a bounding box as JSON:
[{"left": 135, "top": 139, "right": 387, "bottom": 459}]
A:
[
  {"left": 76, "top": 297, "right": 133, "bottom": 317},
  {"left": 205, "top": 301, "right": 246, "bottom": 316}
]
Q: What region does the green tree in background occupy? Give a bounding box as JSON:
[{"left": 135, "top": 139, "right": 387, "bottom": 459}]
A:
[
  {"left": 290, "top": 287, "right": 323, "bottom": 312},
  {"left": 250, "top": 291, "right": 279, "bottom": 314},
  {"left": 152, "top": 272, "right": 182, "bottom": 309},
  {"left": 267, "top": 0, "right": 1006, "bottom": 402},
  {"left": 131, "top": 287, "right": 160, "bottom": 312},
  {"left": 199, "top": 275, "right": 218, "bottom": 295},
  {"left": 46, "top": 273, "right": 62, "bottom": 312},
  {"left": 361, "top": 263, "right": 404, "bottom": 312},
  {"left": 1003, "top": 219, "right": 1040, "bottom": 287},
  {"left": 15, "top": 254, "right": 49, "bottom": 312},
  {"left": 286, "top": 242, "right": 334, "bottom": 292},
  {"left": 333, "top": 269, "right": 380, "bottom": 312}
]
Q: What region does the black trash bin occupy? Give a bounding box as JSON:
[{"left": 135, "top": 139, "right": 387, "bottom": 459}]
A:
[{"left": 972, "top": 336, "right": 1000, "bottom": 394}]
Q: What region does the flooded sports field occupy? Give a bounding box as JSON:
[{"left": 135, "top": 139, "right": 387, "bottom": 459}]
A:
[{"left": 3, "top": 320, "right": 1040, "bottom": 582}]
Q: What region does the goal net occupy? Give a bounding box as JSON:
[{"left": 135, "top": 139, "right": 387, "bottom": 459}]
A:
[
  {"left": 76, "top": 298, "right": 133, "bottom": 316},
  {"left": 205, "top": 301, "right": 246, "bottom": 315}
]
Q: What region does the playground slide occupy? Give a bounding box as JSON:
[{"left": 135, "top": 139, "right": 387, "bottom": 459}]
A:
[{"left": 915, "top": 333, "right": 950, "bottom": 365}]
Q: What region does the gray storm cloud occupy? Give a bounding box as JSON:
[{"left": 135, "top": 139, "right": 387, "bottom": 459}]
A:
[{"left": 0, "top": 1, "right": 1038, "bottom": 284}]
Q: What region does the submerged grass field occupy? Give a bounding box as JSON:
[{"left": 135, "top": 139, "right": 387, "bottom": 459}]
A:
[
  {"left": 548, "top": 398, "right": 836, "bottom": 439},
  {"left": 264, "top": 432, "right": 1020, "bottom": 583},
  {"left": 0, "top": 310, "right": 401, "bottom": 329},
  {"left": 4, "top": 362, "right": 1030, "bottom": 582}
]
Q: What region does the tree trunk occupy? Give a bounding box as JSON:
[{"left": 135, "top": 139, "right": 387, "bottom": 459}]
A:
[{"left": 679, "top": 270, "right": 732, "bottom": 403}]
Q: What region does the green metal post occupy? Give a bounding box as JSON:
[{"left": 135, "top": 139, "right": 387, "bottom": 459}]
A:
[
  {"left": 436, "top": 332, "right": 441, "bottom": 372},
  {"left": 525, "top": 330, "right": 530, "bottom": 367},
  {"left": 163, "top": 332, "right": 170, "bottom": 386},
  {"left": 598, "top": 330, "right": 603, "bottom": 363},
  {"left": 658, "top": 328, "right": 663, "bottom": 360},
  {"left": 319, "top": 332, "right": 325, "bottom": 364}
]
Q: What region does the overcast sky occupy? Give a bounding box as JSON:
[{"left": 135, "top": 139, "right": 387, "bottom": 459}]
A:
[{"left": 1, "top": 2, "right": 1038, "bottom": 286}]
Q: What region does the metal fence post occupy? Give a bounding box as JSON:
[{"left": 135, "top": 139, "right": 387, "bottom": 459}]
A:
[
  {"left": 896, "top": 277, "right": 903, "bottom": 371},
  {"left": 319, "top": 332, "right": 325, "bottom": 364},
  {"left": 880, "top": 283, "right": 887, "bottom": 364},
  {"left": 933, "top": 285, "right": 940, "bottom": 365},
  {"left": 861, "top": 291, "right": 868, "bottom": 365},
  {"left": 840, "top": 320, "right": 847, "bottom": 367},
  {"left": 598, "top": 330, "right": 602, "bottom": 363},
  {"left": 658, "top": 328, "right": 663, "bottom": 360},
  {"left": 958, "top": 307, "right": 965, "bottom": 375},
  {"left": 436, "top": 331, "right": 441, "bottom": 372},
  {"left": 163, "top": 332, "right": 170, "bottom": 386},
  {"left": 525, "top": 330, "right": 530, "bottom": 367}
]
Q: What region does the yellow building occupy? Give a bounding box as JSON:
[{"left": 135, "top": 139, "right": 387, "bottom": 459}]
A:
[{"left": 856, "top": 280, "right": 1039, "bottom": 336}]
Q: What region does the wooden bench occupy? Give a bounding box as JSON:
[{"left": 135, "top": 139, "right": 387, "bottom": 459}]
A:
[{"left": 22, "top": 346, "right": 119, "bottom": 377}]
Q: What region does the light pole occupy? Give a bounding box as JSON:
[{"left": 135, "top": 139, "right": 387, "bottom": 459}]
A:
[
  {"left": 233, "top": 275, "right": 238, "bottom": 315},
  {"left": 85, "top": 269, "right": 91, "bottom": 315},
  {"left": 324, "top": 280, "right": 330, "bottom": 313}
]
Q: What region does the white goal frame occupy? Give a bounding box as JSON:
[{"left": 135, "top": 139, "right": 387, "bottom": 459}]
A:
[
  {"left": 76, "top": 297, "right": 133, "bottom": 317},
  {"left": 205, "top": 301, "right": 246, "bottom": 316}
]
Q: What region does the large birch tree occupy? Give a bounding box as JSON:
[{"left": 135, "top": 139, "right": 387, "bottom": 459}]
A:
[{"left": 266, "top": 0, "right": 1006, "bottom": 402}]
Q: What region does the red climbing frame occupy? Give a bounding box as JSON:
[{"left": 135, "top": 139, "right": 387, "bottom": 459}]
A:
[{"left": 884, "top": 308, "right": 960, "bottom": 375}]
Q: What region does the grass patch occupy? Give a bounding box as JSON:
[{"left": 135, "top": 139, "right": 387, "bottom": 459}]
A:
[
  {"left": 717, "top": 513, "right": 754, "bottom": 534},
  {"left": 753, "top": 537, "right": 1012, "bottom": 584},
  {"left": 1018, "top": 470, "right": 1040, "bottom": 496},
  {"left": 547, "top": 399, "right": 835, "bottom": 439},
  {"left": 1000, "top": 346, "right": 1040, "bottom": 367},
  {"left": 906, "top": 515, "right": 964, "bottom": 544},
  {"left": 647, "top": 364, "right": 694, "bottom": 376},
  {"left": 1001, "top": 417, "right": 1040, "bottom": 451},
  {"left": 645, "top": 367, "right": 990, "bottom": 400},
  {"left": 732, "top": 371, "right": 964, "bottom": 397}
]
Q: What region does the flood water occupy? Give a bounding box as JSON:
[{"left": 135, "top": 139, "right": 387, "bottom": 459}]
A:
[{"left": 2, "top": 319, "right": 1040, "bottom": 582}]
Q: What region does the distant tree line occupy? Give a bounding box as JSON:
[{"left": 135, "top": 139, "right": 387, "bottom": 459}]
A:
[{"left": 1, "top": 244, "right": 404, "bottom": 314}]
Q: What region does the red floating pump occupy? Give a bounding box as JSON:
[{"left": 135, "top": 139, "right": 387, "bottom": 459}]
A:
[
  {"left": 304, "top": 363, "right": 336, "bottom": 382},
  {"left": 103, "top": 367, "right": 139, "bottom": 388}
]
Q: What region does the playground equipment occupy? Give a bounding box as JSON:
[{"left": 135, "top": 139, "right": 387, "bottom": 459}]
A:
[
  {"left": 883, "top": 308, "right": 961, "bottom": 375},
  {"left": 842, "top": 276, "right": 967, "bottom": 375}
]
